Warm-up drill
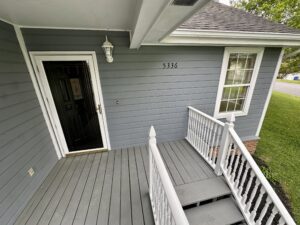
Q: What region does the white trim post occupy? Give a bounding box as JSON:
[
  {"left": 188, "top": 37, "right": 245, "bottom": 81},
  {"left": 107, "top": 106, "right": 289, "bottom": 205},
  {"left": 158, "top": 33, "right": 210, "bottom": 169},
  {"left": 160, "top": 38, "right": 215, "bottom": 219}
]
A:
[
  {"left": 14, "top": 26, "right": 63, "bottom": 159},
  {"left": 256, "top": 48, "right": 284, "bottom": 136},
  {"left": 215, "top": 114, "right": 235, "bottom": 175},
  {"left": 149, "top": 126, "right": 156, "bottom": 198}
]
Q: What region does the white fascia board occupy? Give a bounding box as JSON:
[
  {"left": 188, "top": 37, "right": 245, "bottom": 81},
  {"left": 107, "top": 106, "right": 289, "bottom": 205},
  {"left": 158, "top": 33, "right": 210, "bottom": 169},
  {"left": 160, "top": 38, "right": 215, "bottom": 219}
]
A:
[
  {"left": 151, "top": 29, "right": 300, "bottom": 47},
  {"left": 1, "top": 17, "right": 130, "bottom": 32},
  {"left": 143, "top": 0, "right": 210, "bottom": 44},
  {"left": 129, "top": 0, "right": 171, "bottom": 49}
]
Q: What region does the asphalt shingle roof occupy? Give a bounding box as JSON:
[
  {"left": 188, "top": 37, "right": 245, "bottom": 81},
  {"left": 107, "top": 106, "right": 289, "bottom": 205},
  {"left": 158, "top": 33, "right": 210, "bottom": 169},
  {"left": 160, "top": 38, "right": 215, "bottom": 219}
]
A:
[{"left": 179, "top": 1, "right": 300, "bottom": 34}]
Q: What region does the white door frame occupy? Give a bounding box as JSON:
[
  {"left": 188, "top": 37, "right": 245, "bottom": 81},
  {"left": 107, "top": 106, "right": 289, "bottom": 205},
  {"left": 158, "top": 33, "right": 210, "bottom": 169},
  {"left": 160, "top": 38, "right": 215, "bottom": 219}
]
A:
[{"left": 30, "top": 51, "right": 111, "bottom": 156}]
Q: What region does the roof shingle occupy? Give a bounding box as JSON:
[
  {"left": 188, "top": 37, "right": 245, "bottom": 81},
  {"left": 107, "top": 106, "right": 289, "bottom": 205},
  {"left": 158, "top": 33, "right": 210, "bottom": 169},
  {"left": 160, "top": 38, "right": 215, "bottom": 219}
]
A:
[{"left": 179, "top": 1, "right": 300, "bottom": 34}]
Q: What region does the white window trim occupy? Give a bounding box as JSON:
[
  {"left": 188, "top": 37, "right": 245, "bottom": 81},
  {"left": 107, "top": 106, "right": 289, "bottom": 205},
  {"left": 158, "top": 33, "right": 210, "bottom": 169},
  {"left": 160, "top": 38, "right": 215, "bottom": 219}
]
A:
[{"left": 214, "top": 47, "right": 265, "bottom": 119}]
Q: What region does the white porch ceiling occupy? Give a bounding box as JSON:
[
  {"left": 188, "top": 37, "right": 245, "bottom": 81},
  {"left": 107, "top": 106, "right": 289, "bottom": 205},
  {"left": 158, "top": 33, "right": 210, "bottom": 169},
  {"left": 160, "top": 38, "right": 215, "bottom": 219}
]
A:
[
  {"left": 0, "top": 0, "right": 136, "bottom": 30},
  {"left": 0, "top": 0, "right": 211, "bottom": 48}
]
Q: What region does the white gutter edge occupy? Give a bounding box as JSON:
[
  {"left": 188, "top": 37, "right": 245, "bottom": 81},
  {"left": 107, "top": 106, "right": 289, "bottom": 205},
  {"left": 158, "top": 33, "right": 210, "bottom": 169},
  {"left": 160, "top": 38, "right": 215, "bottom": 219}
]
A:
[
  {"left": 174, "top": 29, "right": 300, "bottom": 39},
  {"left": 149, "top": 30, "right": 300, "bottom": 47},
  {"left": 143, "top": 28, "right": 300, "bottom": 47}
]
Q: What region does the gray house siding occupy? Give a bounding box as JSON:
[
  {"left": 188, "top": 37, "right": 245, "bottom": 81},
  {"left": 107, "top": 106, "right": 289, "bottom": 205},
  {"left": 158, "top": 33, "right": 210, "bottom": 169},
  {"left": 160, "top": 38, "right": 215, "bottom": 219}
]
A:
[
  {"left": 21, "top": 28, "right": 281, "bottom": 149},
  {"left": 0, "top": 22, "right": 58, "bottom": 225}
]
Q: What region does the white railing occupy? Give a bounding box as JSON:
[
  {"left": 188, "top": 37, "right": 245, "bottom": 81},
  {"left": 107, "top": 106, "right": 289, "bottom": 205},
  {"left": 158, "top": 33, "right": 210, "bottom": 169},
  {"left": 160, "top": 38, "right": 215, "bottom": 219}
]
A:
[
  {"left": 186, "top": 106, "right": 296, "bottom": 225},
  {"left": 223, "top": 128, "right": 296, "bottom": 225},
  {"left": 149, "top": 126, "right": 190, "bottom": 225},
  {"left": 186, "top": 106, "right": 225, "bottom": 169}
]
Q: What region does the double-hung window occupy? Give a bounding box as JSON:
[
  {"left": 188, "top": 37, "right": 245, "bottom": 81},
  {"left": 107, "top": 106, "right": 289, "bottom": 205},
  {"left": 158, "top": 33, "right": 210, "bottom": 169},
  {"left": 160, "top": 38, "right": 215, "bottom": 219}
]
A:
[{"left": 214, "top": 47, "right": 264, "bottom": 118}]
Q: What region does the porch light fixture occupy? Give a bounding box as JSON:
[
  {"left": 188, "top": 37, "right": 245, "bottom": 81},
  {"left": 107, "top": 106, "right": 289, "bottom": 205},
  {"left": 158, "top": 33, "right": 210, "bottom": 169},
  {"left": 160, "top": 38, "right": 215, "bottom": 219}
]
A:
[{"left": 102, "top": 36, "right": 114, "bottom": 63}]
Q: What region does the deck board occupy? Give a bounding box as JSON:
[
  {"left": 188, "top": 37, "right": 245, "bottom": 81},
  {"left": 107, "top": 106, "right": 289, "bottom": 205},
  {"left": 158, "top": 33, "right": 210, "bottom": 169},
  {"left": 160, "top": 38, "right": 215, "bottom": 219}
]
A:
[
  {"left": 61, "top": 154, "right": 95, "bottom": 225},
  {"left": 168, "top": 141, "right": 200, "bottom": 180},
  {"left": 128, "top": 147, "right": 144, "bottom": 225},
  {"left": 14, "top": 160, "right": 65, "bottom": 225},
  {"left": 120, "top": 149, "right": 131, "bottom": 225},
  {"left": 135, "top": 146, "right": 154, "bottom": 225},
  {"left": 49, "top": 155, "right": 88, "bottom": 225},
  {"left": 178, "top": 140, "right": 215, "bottom": 177},
  {"left": 73, "top": 153, "right": 101, "bottom": 225},
  {"left": 163, "top": 142, "right": 193, "bottom": 184},
  {"left": 85, "top": 152, "right": 107, "bottom": 225},
  {"left": 26, "top": 157, "right": 74, "bottom": 225},
  {"left": 15, "top": 139, "right": 217, "bottom": 225},
  {"left": 97, "top": 151, "right": 115, "bottom": 225},
  {"left": 108, "top": 150, "right": 121, "bottom": 225},
  {"left": 157, "top": 143, "right": 183, "bottom": 185},
  {"left": 38, "top": 156, "right": 78, "bottom": 225}
]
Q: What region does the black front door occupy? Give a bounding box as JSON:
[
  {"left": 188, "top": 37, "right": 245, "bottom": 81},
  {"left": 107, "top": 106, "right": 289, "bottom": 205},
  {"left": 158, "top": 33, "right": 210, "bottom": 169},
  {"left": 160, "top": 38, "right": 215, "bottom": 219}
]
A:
[{"left": 43, "top": 61, "right": 103, "bottom": 152}]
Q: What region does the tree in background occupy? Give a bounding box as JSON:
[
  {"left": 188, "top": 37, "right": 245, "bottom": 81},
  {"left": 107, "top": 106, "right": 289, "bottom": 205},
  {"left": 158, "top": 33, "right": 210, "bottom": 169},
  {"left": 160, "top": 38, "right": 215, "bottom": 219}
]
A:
[{"left": 232, "top": 0, "right": 300, "bottom": 77}]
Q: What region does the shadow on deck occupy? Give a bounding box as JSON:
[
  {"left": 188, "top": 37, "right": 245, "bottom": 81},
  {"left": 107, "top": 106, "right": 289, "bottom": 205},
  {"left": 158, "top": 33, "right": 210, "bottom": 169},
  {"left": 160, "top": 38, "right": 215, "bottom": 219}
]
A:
[{"left": 15, "top": 139, "right": 217, "bottom": 225}]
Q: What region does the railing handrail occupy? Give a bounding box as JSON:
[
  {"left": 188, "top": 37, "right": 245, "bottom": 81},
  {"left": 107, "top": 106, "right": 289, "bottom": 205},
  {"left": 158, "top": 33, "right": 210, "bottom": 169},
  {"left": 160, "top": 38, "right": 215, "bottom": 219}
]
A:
[
  {"left": 186, "top": 106, "right": 296, "bottom": 225},
  {"left": 149, "top": 126, "right": 190, "bottom": 225},
  {"left": 228, "top": 128, "right": 296, "bottom": 225},
  {"left": 188, "top": 106, "right": 225, "bottom": 127}
]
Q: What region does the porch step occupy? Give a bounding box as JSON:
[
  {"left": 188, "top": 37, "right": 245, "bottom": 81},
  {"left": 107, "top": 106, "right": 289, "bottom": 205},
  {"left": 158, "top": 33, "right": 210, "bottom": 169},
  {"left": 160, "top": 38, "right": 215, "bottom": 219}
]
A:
[
  {"left": 185, "top": 198, "right": 244, "bottom": 225},
  {"left": 175, "top": 177, "right": 231, "bottom": 206}
]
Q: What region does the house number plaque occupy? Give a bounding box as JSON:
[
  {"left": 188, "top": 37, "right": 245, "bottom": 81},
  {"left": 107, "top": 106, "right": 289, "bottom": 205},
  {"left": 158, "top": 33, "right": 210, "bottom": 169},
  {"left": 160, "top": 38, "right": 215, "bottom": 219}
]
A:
[{"left": 163, "top": 62, "right": 178, "bottom": 69}]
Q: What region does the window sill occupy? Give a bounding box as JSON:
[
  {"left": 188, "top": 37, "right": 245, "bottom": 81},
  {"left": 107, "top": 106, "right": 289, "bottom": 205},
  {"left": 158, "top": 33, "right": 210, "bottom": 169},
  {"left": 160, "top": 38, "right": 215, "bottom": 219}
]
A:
[{"left": 214, "top": 110, "right": 248, "bottom": 119}]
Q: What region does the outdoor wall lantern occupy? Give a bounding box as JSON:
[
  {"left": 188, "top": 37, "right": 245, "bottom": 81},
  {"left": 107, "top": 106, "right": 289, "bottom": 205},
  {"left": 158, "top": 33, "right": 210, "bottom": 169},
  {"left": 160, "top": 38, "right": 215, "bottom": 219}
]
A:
[{"left": 102, "top": 36, "right": 114, "bottom": 63}]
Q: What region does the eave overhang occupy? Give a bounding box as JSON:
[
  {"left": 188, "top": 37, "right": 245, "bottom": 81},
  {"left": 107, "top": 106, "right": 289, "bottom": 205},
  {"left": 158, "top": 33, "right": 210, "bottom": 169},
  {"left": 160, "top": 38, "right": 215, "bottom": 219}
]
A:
[{"left": 145, "top": 29, "right": 300, "bottom": 47}]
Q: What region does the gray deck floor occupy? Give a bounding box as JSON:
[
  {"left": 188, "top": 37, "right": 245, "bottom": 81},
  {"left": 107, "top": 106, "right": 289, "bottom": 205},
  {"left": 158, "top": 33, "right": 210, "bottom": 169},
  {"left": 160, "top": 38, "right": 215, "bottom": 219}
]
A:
[{"left": 15, "top": 139, "right": 216, "bottom": 225}]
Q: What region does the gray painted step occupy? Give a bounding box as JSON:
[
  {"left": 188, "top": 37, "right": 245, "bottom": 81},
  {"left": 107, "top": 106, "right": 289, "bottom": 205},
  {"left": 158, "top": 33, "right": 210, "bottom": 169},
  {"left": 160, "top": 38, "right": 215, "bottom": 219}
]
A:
[
  {"left": 175, "top": 177, "right": 231, "bottom": 206},
  {"left": 185, "top": 198, "right": 244, "bottom": 225}
]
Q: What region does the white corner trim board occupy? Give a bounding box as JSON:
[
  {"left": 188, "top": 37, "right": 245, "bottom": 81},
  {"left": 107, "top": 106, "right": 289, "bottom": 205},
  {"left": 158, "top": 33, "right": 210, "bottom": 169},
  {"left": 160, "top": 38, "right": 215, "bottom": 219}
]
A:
[
  {"left": 214, "top": 47, "right": 265, "bottom": 119},
  {"left": 256, "top": 48, "right": 284, "bottom": 137},
  {"left": 14, "top": 26, "right": 63, "bottom": 159}
]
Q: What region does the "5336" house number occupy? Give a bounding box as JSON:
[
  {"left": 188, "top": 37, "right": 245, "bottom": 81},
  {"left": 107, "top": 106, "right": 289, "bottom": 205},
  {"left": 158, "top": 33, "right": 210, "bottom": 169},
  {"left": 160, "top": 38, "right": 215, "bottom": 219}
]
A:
[{"left": 163, "top": 62, "right": 178, "bottom": 69}]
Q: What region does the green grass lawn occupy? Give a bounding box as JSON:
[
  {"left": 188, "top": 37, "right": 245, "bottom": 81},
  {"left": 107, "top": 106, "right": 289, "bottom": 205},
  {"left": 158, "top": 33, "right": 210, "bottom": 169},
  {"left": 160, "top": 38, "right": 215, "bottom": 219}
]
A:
[
  {"left": 277, "top": 79, "right": 300, "bottom": 85},
  {"left": 256, "top": 91, "right": 300, "bottom": 223}
]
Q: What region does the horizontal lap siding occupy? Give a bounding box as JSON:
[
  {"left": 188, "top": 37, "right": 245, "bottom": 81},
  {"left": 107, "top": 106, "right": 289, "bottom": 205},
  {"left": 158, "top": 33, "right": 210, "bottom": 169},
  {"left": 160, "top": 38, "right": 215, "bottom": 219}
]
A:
[
  {"left": 22, "top": 28, "right": 280, "bottom": 148},
  {"left": 0, "top": 22, "right": 58, "bottom": 225}
]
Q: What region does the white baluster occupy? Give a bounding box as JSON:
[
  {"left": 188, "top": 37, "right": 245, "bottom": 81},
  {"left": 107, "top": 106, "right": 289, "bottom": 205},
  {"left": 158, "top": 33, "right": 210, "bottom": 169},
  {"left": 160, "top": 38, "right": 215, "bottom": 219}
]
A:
[
  {"left": 266, "top": 207, "right": 278, "bottom": 225},
  {"left": 190, "top": 111, "right": 195, "bottom": 145},
  {"left": 209, "top": 123, "right": 217, "bottom": 162},
  {"left": 194, "top": 111, "right": 198, "bottom": 148},
  {"left": 229, "top": 146, "right": 238, "bottom": 176},
  {"left": 163, "top": 191, "right": 167, "bottom": 225},
  {"left": 250, "top": 187, "right": 266, "bottom": 221},
  {"left": 256, "top": 197, "right": 272, "bottom": 224},
  {"left": 202, "top": 117, "right": 208, "bottom": 154},
  {"left": 224, "top": 139, "right": 232, "bottom": 170},
  {"left": 230, "top": 150, "right": 241, "bottom": 182},
  {"left": 187, "top": 109, "right": 191, "bottom": 141},
  {"left": 198, "top": 115, "right": 204, "bottom": 153},
  {"left": 245, "top": 179, "right": 259, "bottom": 213},
  {"left": 198, "top": 114, "right": 203, "bottom": 152},
  {"left": 190, "top": 110, "right": 194, "bottom": 145},
  {"left": 215, "top": 114, "right": 235, "bottom": 175},
  {"left": 235, "top": 157, "right": 245, "bottom": 189},
  {"left": 206, "top": 120, "right": 213, "bottom": 158},
  {"left": 242, "top": 171, "right": 255, "bottom": 205},
  {"left": 212, "top": 126, "right": 222, "bottom": 164},
  {"left": 205, "top": 119, "right": 211, "bottom": 157},
  {"left": 238, "top": 164, "right": 249, "bottom": 196},
  {"left": 278, "top": 217, "right": 285, "bottom": 225}
]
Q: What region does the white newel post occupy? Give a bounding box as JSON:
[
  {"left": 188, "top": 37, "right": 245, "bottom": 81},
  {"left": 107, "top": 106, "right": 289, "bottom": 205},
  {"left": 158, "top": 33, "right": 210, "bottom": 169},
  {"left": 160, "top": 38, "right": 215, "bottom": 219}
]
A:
[
  {"left": 149, "top": 126, "right": 156, "bottom": 199},
  {"left": 215, "top": 114, "right": 235, "bottom": 175}
]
